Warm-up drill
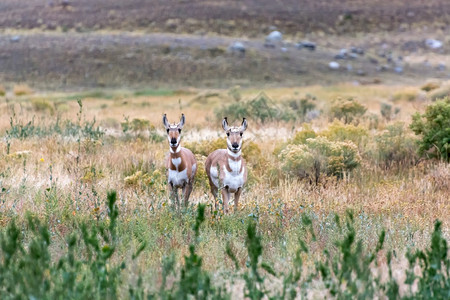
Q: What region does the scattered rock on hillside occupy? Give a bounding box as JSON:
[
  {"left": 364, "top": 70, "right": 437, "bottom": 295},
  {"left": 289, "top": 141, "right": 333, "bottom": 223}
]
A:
[
  {"left": 229, "top": 42, "right": 246, "bottom": 55},
  {"left": 369, "top": 57, "right": 379, "bottom": 64},
  {"left": 329, "top": 61, "right": 340, "bottom": 70},
  {"left": 10, "top": 35, "right": 20, "bottom": 42},
  {"left": 350, "top": 47, "right": 364, "bottom": 55},
  {"left": 263, "top": 42, "right": 276, "bottom": 48},
  {"left": 266, "top": 31, "right": 283, "bottom": 43},
  {"left": 425, "top": 39, "right": 443, "bottom": 49},
  {"left": 437, "top": 63, "right": 446, "bottom": 71},
  {"left": 356, "top": 69, "right": 366, "bottom": 76},
  {"left": 296, "top": 41, "right": 316, "bottom": 51},
  {"left": 394, "top": 66, "right": 403, "bottom": 73}
]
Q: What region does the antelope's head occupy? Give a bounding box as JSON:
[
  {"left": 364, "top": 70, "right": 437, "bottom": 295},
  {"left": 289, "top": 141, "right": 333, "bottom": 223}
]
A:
[
  {"left": 163, "top": 113, "right": 185, "bottom": 149},
  {"left": 222, "top": 117, "right": 248, "bottom": 153}
]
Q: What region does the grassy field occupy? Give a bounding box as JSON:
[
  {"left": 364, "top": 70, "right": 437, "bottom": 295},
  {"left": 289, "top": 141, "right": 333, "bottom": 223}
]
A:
[
  {"left": 0, "top": 1, "right": 449, "bottom": 297},
  {"left": 0, "top": 82, "right": 449, "bottom": 298}
]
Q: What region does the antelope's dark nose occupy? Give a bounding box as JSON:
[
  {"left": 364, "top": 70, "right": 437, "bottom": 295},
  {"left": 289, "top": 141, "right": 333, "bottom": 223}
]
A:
[
  {"left": 171, "top": 138, "right": 177, "bottom": 145},
  {"left": 232, "top": 143, "right": 239, "bottom": 149}
]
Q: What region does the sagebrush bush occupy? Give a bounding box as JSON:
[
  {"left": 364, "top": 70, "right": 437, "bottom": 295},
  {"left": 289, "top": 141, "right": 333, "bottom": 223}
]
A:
[
  {"left": 13, "top": 84, "right": 33, "bottom": 96},
  {"left": 215, "top": 92, "right": 295, "bottom": 123},
  {"left": 421, "top": 82, "right": 440, "bottom": 92},
  {"left": 279, "top": 136, "right": 361, "bottom": 183},
  {"left": 320, "top": 120, "right": 368, "bottom": 150},
  {"left": 429, "top": 86, "right": 450, "bottom": 101},
  {"left": 121, "top": 117, "right": 164, "bottom": 142},
  {"left": 380, "top": 102, "right": 400, "bottom": 121},
  {"left": 372, "top": 122, "right": 418, "bottom": 168},
  {"left": 284, "top": 94, "right": 317, "bottom": 122},
  {"left": 185, "top": 138, "right": 227, "bottom": 157},
  {"left": 329, "top": 97, "right": 367, "bottom": 124},
  {"left": 410, "top": 98, "right": 450, "bottom": 161},
  {"left": 392, "top": 88, "right": 419, "bottom": 102},
  {"left": 31, "top": 98, "right": 55, "bottom": 114},
  {"left": 0, "top": 85, "right": 5, "bottom": 96}
]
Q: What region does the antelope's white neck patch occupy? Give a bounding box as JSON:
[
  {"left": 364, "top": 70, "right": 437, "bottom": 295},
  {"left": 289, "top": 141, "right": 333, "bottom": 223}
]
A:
[
  {"left": 227, "top": 149, "right": 241, "bottom": 158},
  {"left": 171, "top": 157, "right": 182, "bottom": 170},
  {"left": 170, "top": 145, "right": 181, "bottom": 153}
]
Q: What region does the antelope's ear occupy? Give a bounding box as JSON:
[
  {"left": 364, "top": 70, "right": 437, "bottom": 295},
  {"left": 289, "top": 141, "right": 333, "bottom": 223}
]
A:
[
  {"left": 179, "top": 113, "right": 185, "bottom": 128},
  {"left": 241, "top": 118, "right": 248, "bottom": 132},
  {"left": 163, "top": 114, "right": 170, "bottom": 129},
  {"left": 222, "top": 117, "right": 229, "bottom": 131}
]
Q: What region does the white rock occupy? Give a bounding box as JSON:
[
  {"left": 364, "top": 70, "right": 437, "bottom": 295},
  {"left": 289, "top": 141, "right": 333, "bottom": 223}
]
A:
[
  {"left": 329, "top": 61, "right": 340, "bottom": 70},
  {"left": 425, "top": 39, "right": 443, "bottom": 49},
  {"left": 266, "top": 31, "right": 283, "bottom": 43},
  {"left": 229, "top": 42, "right": 246, "bottom": 53}
]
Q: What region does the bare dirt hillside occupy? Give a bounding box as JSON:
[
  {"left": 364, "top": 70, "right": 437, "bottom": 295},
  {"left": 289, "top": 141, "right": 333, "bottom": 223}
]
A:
[
  {"left": 1, "top": 0, "right": 449, "bottom": 89},
  {"left": 1, "top": 0, "right": 450, "bottom": 36}
]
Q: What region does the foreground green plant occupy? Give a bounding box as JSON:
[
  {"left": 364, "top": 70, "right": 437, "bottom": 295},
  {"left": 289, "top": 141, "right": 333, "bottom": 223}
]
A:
[
  {"left": 0, "top": 191, "right": 143, "bottom": 299},
  {"left": 410, "top": 97, "right": 450, "bottom": 161}
]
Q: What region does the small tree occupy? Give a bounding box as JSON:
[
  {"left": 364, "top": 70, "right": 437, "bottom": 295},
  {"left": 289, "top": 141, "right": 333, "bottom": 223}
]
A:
[{"left": 410, "top": 98, "right": 450, "bottom": 161}]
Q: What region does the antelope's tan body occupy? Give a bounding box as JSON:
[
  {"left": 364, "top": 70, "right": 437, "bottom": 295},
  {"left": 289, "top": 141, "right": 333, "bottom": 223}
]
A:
[
  {"left": 205, "top": 117, "right": 248, "bottom": 213},
  {"left": 166, "top": 147, "right": 197, "bottom": 190},
  {"left": 163, "top": 113, "right": 197, "bottom": 208}
]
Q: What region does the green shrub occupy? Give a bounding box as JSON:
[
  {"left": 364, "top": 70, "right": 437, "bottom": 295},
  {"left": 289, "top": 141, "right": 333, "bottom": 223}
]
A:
[
  {"left": 0, "top": 191, "right": 144, "bottom": 299},
  {"left": 392, "top": 89, "right": 419, "bottom": 102},
  {"left": 404, "top": 220, "right": 450, "bottom": 299},
  {"left": 152, "top": 204, "right": 229, "bottom": 299},
  {"left": 373, "top": 122, "right": 418, "bottom": 168},
  {"left": 121, "top": 117, "right": 164, "bottom": 142},
  {"left": 215, "top": 101, "right": 249, "bottom": 122},
  {"left": 278, "top": 136, "right": 361, "bottom": 184},
  {"left": 320, "top": 120, "right": 368, "bottom": 149},
  {"left": 410, "top": 98, "right": 450, "bottom": 161},
  {"left": 185, "top": 138, "right": 227, "bottom": 157},
  {"left": 227, "top": 85, "right": 242, "bottom": 102},
  {"left": 31, "top": 98, "right": 55, "bottom": 114},
  {"left": 215, "top": 92, "right": 295, "bottom": 123},
  {"left": 380, "top": 102, "right": 400, "bottom": 121},
  {"left": 284, "top": 94, "right": 317, "bottom": 122},
  {"left": 329, "top": 97, "right": 367, "bottom": 124},
  {"left": 315, "top": 212, "right": 388, "bottom": 299}
]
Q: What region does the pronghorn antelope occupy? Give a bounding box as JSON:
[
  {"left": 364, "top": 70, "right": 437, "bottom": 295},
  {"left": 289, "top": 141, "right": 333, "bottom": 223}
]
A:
[
  {"left": 163, "top": 113, "right": 197, "bottom": 208},
  {"left": 205, "top": 117, "right": 248, "bottom": 213}
]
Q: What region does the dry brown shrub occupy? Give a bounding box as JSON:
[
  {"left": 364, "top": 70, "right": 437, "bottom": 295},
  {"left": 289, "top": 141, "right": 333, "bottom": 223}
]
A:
[
  {"left": 13, "top": 84, "right": 33, "bottom": 96},
  {"left": 421, "top": 82, "right": 440, "bottom": 92}
]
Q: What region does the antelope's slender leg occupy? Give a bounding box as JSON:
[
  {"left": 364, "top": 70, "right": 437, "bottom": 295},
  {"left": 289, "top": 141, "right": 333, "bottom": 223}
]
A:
[
  {"left": 209, "top": 180, "right": 219, "bottom": 211},
  {"left": 222, "top": 188, "right": 231, "bottom": 214},
  {"left": 168, "top": 182, "right": 175, "bottom": 206},
  {"left": 183, "top": 182, "right": 193, "bottom": 207},
  {"left": 234, "top": 188, "right": 242, "bottom": 212}
]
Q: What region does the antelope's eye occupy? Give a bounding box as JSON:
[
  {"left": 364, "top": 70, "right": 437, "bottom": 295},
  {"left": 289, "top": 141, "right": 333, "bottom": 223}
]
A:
[
  {"left": 226, "top": 132, "right": 230, "bottom": 137},
  {"left": 178, "top": 129, "right": 181, "bottom": 133},
  {"left": 240, "top": 132, "right": 243, "bottom": 137},
  {"left": 166, "top": 129, "right": 169, "bottom": 133}
]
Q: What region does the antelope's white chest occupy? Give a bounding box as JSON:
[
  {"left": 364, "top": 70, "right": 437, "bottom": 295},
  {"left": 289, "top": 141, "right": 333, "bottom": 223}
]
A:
[
  {"left": 168, "top": 168, "right": 188, "bottom": 187},
  {"left": 171, "top": 157, "right": 182, "bottom": 170},
  {"left": 224, "top": 159, "right": 245, "bottom": 193},
  {"left": 168, "top": 157, "right": 189, "bottom": 187}
]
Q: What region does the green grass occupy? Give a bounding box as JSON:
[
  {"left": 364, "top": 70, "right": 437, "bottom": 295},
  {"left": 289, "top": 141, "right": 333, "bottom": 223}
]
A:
[
  {"left": 133, "top": 89, "right": 174, "bottom": 97},
  {"left": 1, "top": 197, "right": 448, "bottom": 299}
]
